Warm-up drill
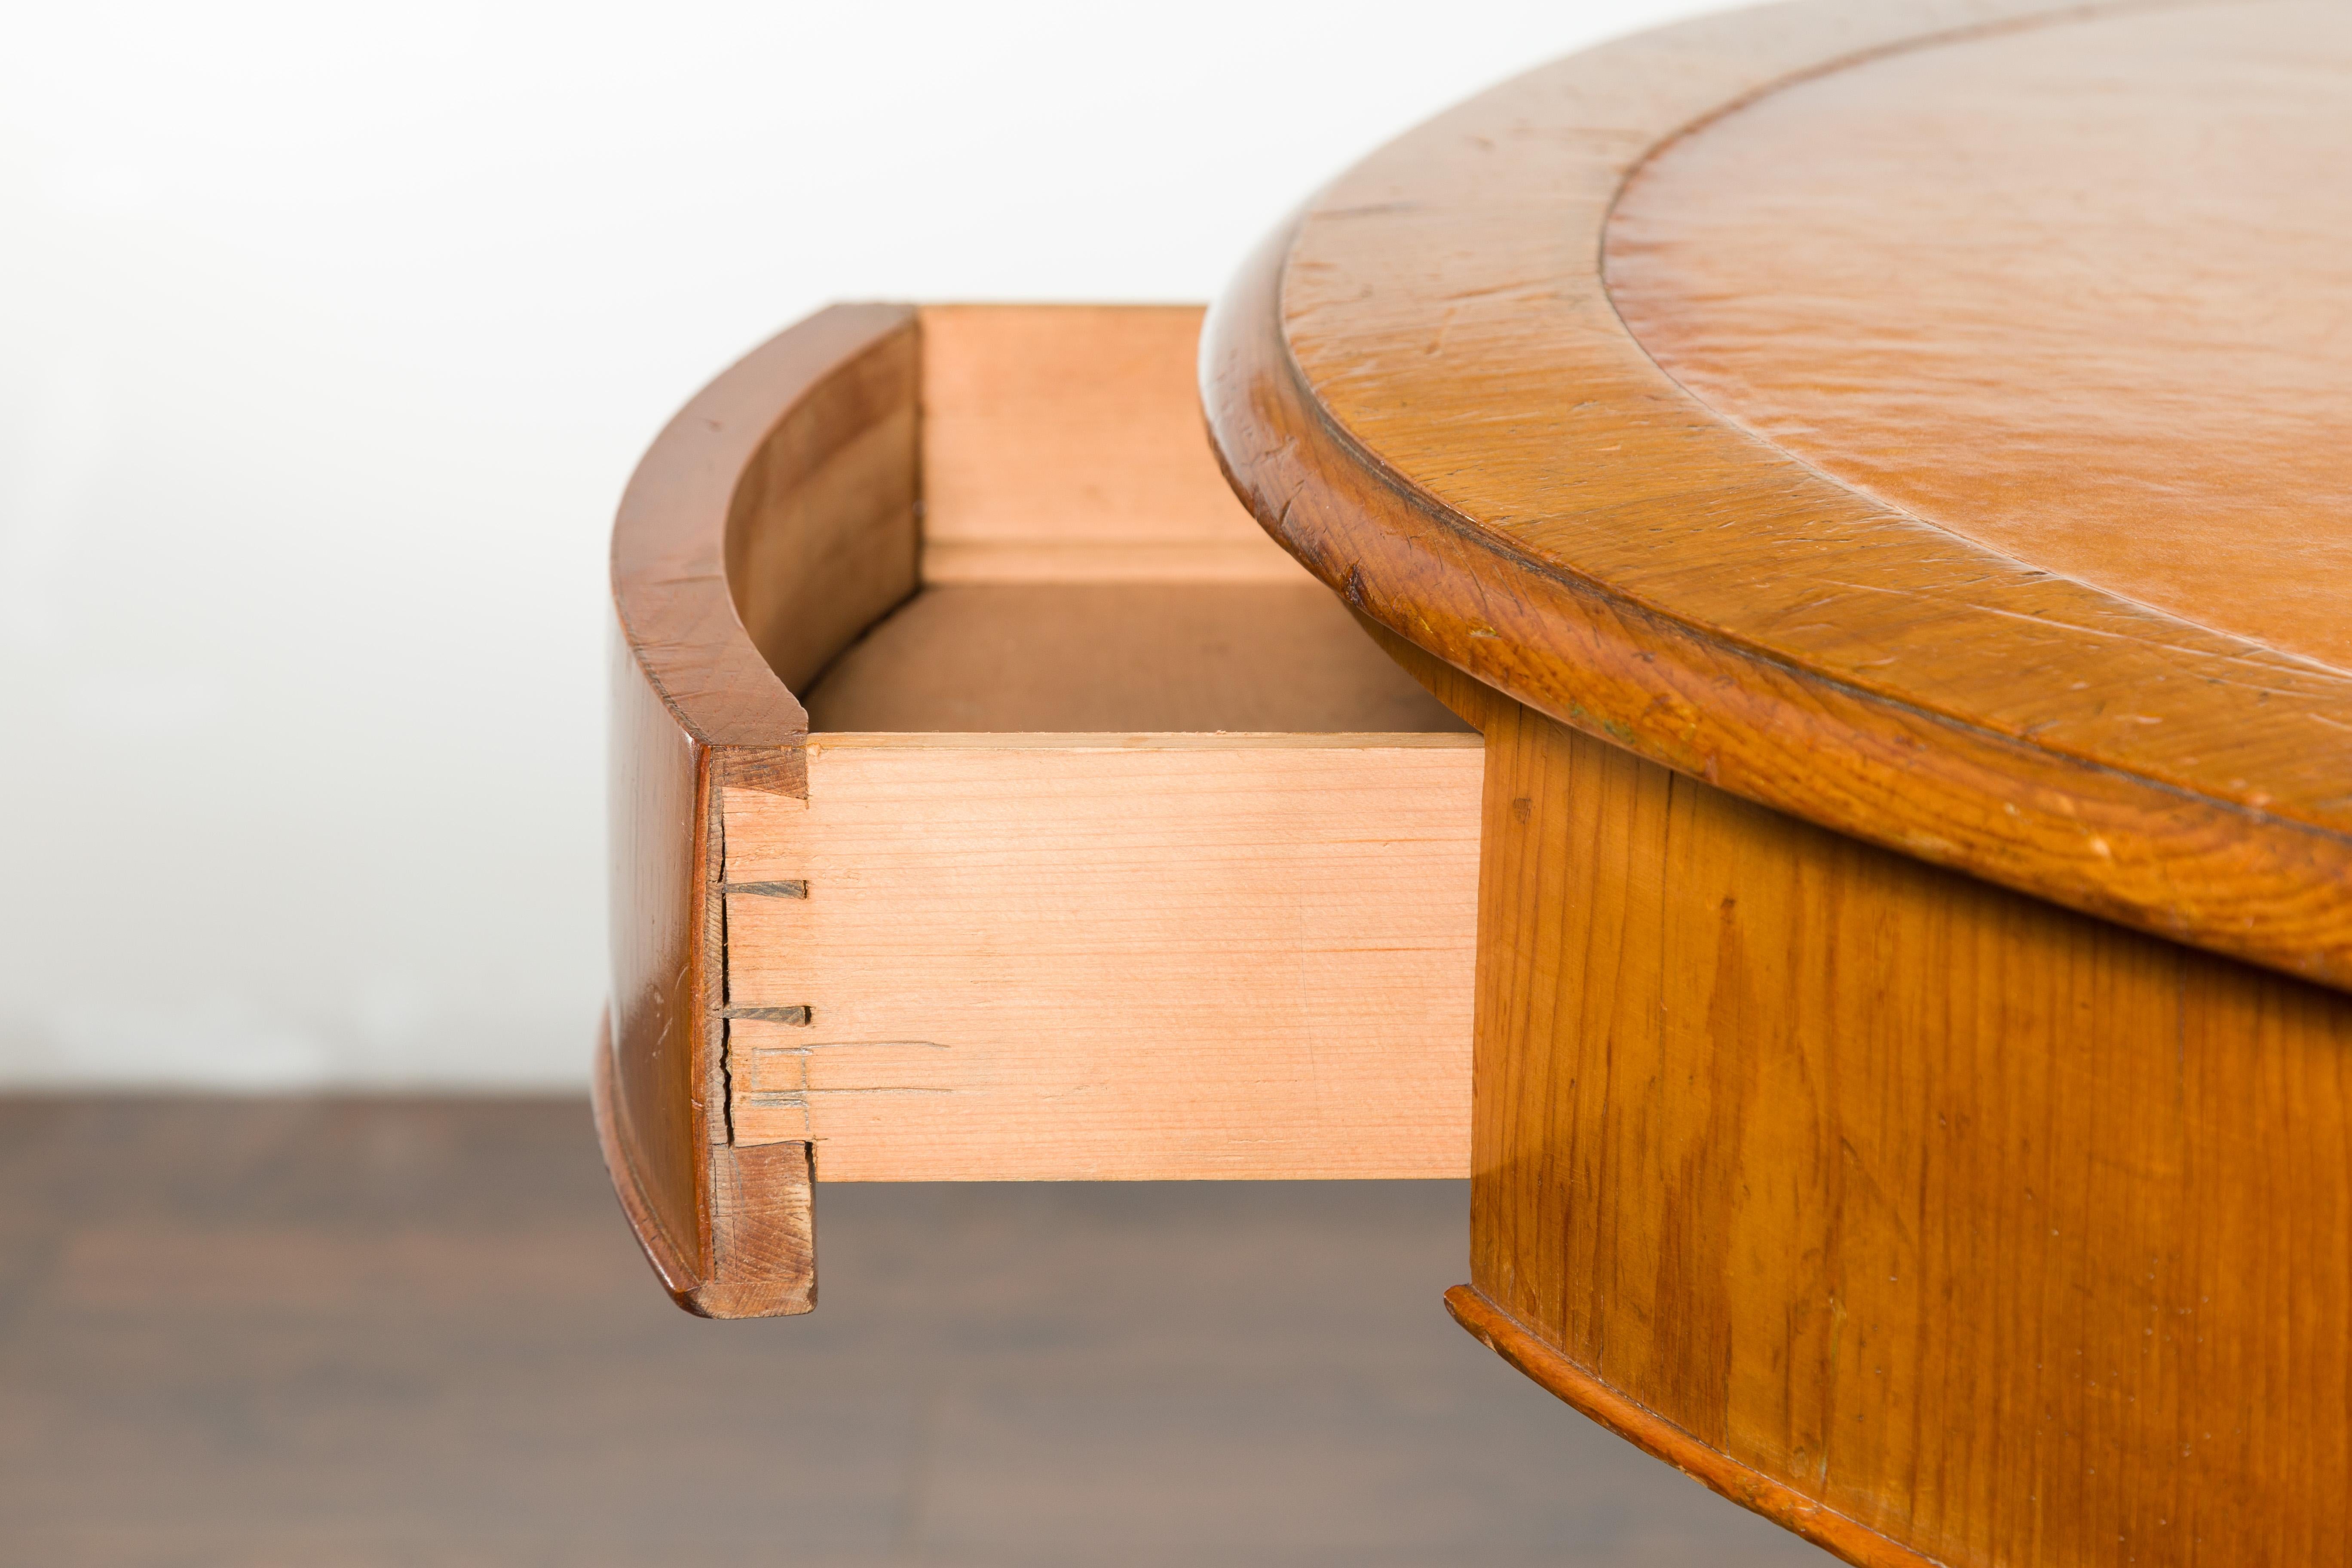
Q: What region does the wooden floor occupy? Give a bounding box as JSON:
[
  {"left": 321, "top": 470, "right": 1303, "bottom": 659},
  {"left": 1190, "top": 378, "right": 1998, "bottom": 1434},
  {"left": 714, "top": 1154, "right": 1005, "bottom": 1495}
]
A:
[{"left": 0, "top": 1098, "right": 1827, "bottom": 1566}]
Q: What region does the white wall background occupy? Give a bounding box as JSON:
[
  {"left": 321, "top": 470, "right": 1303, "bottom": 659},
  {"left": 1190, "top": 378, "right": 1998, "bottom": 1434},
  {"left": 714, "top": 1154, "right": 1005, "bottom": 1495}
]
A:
[{"left": 0, "top": 0, "right": 1720, "bottom": 1089}]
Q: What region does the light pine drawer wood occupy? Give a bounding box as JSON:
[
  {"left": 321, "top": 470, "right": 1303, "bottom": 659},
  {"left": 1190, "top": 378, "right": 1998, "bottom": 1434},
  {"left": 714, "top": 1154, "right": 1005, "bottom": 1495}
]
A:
[{"left": 602, "top": 303, "right": 1479, "bottom": 1317}]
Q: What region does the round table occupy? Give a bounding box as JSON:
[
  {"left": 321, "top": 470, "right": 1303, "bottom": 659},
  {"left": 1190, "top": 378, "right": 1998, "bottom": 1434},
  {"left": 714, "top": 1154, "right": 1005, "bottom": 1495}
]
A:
[{"left": 1204, "top": 2, "right": 2352, "bottom": 1563}]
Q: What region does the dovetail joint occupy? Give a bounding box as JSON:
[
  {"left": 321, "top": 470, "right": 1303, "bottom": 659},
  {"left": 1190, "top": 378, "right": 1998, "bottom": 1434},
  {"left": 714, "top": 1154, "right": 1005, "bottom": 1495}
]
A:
[
  {"left": 723, "top": 879, "right": 808, "bottom": 898},
  {"left": 719, "top": 1005, "right": 814, "bottom": 1025}
]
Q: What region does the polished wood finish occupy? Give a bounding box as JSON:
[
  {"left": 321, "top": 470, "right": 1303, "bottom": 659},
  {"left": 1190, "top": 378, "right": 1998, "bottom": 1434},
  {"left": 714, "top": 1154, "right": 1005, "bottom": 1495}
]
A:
[
  {"left": 722, "top": 734, "right": 1477, "bottom": 1179},
  {"left": 1366, "top": 624, "right": 2352, "bottom": 1566},
  {"left": 590, "top": 1011, "right": 696, "bottom": 1301},
  {"left": 603, "top": 643, "right": 702, "bottom": 1302},
  {"left": 1203, "top": 3, "right": 2352, "bottom": 1562},
  {"left": 1608, "top": 0, "right": 2352, "bottom": 673},
  {"left": 609, "top": 304, "right": 1482, "bottom": 1315},
  {"left": 1445, "top": 1287, "right": 1919, "bottom": 1568},
  {"left": 606, "top": 304, "right": 912, "bottom": 1316},
  {"left": 1471, "top": 686, "right": 2352, "bottom": 1568},
  {"left": 1202, "top": 0, "right": 2352, "bottom": 992}
]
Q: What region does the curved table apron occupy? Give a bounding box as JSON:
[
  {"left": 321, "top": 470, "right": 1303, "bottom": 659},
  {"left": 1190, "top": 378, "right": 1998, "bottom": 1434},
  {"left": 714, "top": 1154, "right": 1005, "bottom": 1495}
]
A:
[{"left": 1203, "top": 2, "right": 2352, "bottom": 1565}]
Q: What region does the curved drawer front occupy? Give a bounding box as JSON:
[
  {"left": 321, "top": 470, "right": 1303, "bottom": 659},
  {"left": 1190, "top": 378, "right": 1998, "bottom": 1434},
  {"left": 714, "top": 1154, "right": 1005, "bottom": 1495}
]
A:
[{"left": 606, "top": 303, "right": 1479, "bottom": 1317}]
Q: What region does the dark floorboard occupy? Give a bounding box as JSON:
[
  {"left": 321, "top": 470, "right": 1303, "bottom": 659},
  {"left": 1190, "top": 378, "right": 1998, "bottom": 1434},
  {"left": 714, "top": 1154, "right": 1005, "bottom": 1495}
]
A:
[{"left": 0, "top": 1097, "right": 1829, "bottom": 1566}]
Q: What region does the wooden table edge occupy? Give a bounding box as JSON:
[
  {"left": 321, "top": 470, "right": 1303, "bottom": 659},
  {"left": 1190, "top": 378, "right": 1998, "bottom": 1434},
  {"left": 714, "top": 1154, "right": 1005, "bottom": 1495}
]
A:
[{"left": 1200, "top": 0, "right": 2352, "bottom": 992}]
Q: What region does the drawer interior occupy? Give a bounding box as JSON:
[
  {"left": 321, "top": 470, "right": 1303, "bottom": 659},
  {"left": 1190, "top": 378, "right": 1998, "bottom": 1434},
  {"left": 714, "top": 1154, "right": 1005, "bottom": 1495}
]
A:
[
  {"left": 716, "top": 303, "right": 1479, "bottom": 1184},
  {"left": 805, "top": 582, "right": 1470, "bottom": 734},
  {"left": 769, "top": 302, "right": 1468, "bottom": 738}
]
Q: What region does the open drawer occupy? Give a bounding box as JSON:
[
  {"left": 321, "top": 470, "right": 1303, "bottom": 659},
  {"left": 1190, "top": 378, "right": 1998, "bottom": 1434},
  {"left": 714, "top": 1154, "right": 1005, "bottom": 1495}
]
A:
[{"left": 600, "top": 304, "right": 1482, "bottom": 1317}]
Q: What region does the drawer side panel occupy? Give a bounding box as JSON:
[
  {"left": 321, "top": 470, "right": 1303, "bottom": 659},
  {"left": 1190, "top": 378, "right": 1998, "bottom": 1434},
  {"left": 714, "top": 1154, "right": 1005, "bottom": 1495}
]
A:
[{"left": 721, "top": 736, "right": 1480, "bottom": 1179}]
